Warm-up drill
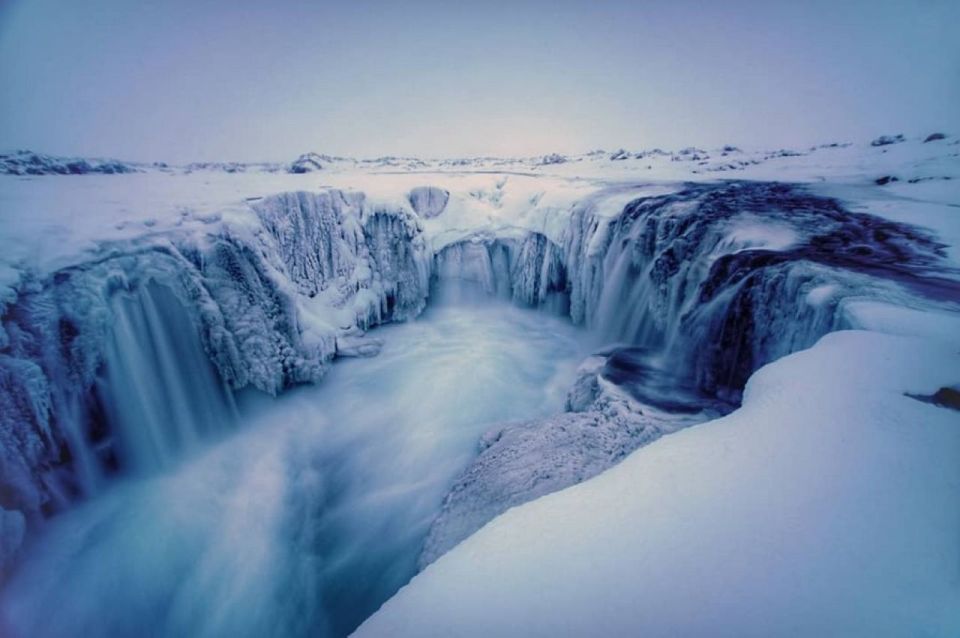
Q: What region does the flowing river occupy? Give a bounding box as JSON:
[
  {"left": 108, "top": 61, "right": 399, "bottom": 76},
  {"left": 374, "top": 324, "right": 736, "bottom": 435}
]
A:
[{"left": 0, "top": 283, "right": 588, "bottom": 638}]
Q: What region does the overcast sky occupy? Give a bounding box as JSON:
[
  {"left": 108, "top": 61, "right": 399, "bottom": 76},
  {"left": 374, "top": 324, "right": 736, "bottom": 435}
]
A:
[{"left": 1, "top": 0, "right": 957, "bottom": 162}]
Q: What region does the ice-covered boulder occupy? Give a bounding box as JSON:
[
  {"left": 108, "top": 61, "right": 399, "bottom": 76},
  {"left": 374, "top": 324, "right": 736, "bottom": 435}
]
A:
[
  {"left": 870, "top": 133, "right": 906, "bottom": 147},
  {"left": 407, "top": 186, "right": 449, "bottom": 219},
  {"left": 537, "top": 153, "right": 568, "bottom": 165},
  {"left": 288, "top": 152, "right": 326, "bottom": 173}
]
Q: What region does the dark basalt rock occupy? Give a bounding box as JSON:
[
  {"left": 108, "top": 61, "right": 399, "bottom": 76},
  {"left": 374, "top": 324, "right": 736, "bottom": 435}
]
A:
[
  {"left": 871, "top": 134, "right": 905, "bottom": 147},
  {"left": 908, "top": 386, "right": 960, "bottom": 411}
]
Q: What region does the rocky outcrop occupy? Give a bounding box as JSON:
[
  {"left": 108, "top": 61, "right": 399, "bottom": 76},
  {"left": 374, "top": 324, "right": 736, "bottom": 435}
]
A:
[{"left": 0, "top": 150, "right": 138, "bottom": 175}]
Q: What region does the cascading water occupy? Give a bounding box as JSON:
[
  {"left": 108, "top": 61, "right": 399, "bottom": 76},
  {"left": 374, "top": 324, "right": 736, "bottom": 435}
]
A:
[
  {"left": 0, "top": 281, "right": 587, "bottom": 638},
  {"left": 562, "top": 182, "right": 957, "bottom": 396},
  {"left": 433, "top": 234, "right": 568, "bottom": 315},
  {"left": 94, "top": 283, "right": 238, "bottom": 475}
]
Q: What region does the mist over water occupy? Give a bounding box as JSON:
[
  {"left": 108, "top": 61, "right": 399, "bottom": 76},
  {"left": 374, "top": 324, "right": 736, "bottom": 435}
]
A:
[{"left": 0, "top": 282, "right": 587, "bottom": 638}]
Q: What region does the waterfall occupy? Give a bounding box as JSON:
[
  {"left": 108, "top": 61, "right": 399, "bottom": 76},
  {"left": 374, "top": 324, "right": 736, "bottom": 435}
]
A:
[
  {"left": 433, "top": 234, "right": 567, "bottom": 313},
  {"left": 434, "top": 239, "right": 512, "bottom": 298},
  {"left": 0, "top": 190, "right": 436, "bottom": 537},
  {"left": 562, "top": 182, "right": 957, "bottom": 396},
  {"left": 94, "top": 282, "right": 238, "bottom": 475}
]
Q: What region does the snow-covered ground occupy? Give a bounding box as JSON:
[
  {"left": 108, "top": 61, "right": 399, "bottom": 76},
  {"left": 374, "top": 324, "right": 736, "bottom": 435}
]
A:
[
  {"left": 1, "top": 134, "right": 959, "bottom": 636},
  {"left": 354, "top": 329, "right": 960, "bottom": 638},
  {"left": 2, "top": 133, "right": 957, "bottom": 295}
]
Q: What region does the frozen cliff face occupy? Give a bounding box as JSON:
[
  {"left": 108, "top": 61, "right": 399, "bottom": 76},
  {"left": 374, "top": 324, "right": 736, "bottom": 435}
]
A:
[
  {"left": 433, "top": 181, "right": 954, "bottom": 401},
  {"left": 0, "top": 241, "right": 312, "bottom": 526},
  {"left": 253, "top": 190, "right": 431, "bottom": 328},
  {"left": 362, "top": 211, "right": 432, "bottom": 323},
  {"left": 0, "top": 190, "right": 432, "bottom": 555},
  {"left": 434, "top": 239, "right": 513, "bottom": 298},
  {"left": 433, "top": 233, "right": 567, "bottom": 311},
  {"left": 253, "top": 191, "right": 366, "bottom": 297}
]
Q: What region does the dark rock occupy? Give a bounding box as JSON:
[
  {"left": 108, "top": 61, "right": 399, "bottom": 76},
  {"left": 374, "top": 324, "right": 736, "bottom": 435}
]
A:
[
  {"left": 871, "top": 134, "right": 905, "bottom": 147},
  {"left": 538, "top": 153, "right": 567, "bottom": 165},
  {"left": 288, "top": 152, "right": 326, "bottom": 174}
]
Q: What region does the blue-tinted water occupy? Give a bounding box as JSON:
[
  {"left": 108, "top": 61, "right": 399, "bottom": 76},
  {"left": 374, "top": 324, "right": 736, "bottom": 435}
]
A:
[{"left": 0, "top": 285, "right": 587, "bottom": 638}]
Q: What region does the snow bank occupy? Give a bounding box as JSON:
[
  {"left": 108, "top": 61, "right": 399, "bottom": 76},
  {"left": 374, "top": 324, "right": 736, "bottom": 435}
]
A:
[
  {"left": 417, "top": 353, "right": 715, "bottom": 569},
  {"left": 356, "top": 330, "right": 960, "bottom": 637}
]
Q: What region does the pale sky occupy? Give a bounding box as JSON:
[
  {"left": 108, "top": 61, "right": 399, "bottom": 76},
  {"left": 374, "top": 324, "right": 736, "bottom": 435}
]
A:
[{"left": 1, "top": 0, "right": 957, "bottom": 162}]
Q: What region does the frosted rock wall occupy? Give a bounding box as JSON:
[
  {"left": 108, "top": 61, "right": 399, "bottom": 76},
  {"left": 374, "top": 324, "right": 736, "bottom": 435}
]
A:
[
  {"left": 433, "top": 233, "right": 566, "bottom": 311},
  {"left": 562, "top": 182, "right": 955, "bottom": 394},
  {"left": 418, "top": 354, "right": 709, "bottom": 569},
  {"left": 433, "top": 182, "right": 951, "bottom": 400},
  {"left": 0, "top": 243, "right": 311, "bottom": 528},
  {"left": 252, "top": 191, "right": 431, "bottom": 328}
]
